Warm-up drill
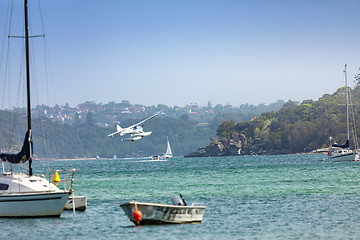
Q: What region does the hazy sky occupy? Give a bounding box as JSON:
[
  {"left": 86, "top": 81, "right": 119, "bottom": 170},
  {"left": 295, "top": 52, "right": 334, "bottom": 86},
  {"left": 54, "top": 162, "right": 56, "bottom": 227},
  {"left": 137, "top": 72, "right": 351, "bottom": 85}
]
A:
[{"left": 1, "top": 0, "right": 360, "bottom": 108}]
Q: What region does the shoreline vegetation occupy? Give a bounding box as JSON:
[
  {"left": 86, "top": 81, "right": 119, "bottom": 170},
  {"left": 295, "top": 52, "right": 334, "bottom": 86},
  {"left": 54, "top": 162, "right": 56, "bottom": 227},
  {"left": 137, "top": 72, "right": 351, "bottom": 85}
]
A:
[
  {"left": 34, "top": 157, "right": 97, "bottom": 161},
  {"left": 34, "top": 150, "right": 327, "bottom": 161},
  {"left": 2, "top": 86, "right": 360, "bottom": 159},
  {"left": 0, "top": 100, "right": 284, "bottom": 159},
  {"left": 185, "top": 86, "right": 360, "bottom": 158}
]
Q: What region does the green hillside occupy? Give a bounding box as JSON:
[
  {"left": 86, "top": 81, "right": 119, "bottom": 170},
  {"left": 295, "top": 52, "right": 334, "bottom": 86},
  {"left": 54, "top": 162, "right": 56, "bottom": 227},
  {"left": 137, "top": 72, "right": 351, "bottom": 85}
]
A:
[
  {"left": 0, "top": 114, "right": 214, "bottom": 159},
  {"left": 212, "top": 86, "right": 360, "bottom": 155},
  {"left": 3, "top": 86, "right": 358, "bottom": 159}
]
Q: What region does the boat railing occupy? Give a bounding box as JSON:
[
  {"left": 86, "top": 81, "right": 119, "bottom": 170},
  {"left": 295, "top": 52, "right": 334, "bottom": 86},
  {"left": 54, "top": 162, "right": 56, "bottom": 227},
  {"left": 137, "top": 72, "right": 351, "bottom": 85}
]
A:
[
  {"left": 50, "top": 169, "right": 76, "bottom": 192},
  {"left": 190, "top": 202, "right": 206, "bottom": 206}
]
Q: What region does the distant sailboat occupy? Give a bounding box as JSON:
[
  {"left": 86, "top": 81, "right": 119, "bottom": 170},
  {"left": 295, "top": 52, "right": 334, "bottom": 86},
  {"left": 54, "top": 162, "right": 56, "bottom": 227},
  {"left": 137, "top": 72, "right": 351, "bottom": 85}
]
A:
[
  {"left": 328, "top": 64, "right": 359, "bottom": 161},
  {"left": 162, "top": 137, "right": 173, "bottom": 159}
]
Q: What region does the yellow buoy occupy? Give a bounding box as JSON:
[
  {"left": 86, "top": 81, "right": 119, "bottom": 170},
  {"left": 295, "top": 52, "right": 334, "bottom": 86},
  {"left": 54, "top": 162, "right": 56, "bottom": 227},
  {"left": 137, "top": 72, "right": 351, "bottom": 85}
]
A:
[{"left": 52, "top": 171, "right": 60, "bottom": 186}]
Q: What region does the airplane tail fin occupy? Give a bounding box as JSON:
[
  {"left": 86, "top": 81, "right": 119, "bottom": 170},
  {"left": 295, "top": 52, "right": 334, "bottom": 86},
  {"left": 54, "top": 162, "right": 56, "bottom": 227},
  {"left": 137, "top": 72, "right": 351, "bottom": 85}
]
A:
[
  {"left": 116, "top": 124, "right": 123, "bottom": 132},
  {"left": 108, "top": 124, "right": 124, "bottom": 137}
]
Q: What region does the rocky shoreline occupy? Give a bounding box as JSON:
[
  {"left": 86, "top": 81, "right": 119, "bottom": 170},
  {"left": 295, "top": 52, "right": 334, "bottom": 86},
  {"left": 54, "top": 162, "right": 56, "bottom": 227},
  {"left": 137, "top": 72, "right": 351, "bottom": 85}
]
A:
[
  {"left": 184, "top": 135, "right": 327, "bottom": 158},
  {"left": 184, "top": 135, "right": 247, "bottom": 158}
]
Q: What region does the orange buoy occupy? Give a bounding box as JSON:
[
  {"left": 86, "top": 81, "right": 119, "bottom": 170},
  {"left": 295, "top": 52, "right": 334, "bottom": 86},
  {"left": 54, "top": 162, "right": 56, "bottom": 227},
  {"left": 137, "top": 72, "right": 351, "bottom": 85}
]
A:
[{"left": 133, "top": 210, "right": 142, "bottom": 222}]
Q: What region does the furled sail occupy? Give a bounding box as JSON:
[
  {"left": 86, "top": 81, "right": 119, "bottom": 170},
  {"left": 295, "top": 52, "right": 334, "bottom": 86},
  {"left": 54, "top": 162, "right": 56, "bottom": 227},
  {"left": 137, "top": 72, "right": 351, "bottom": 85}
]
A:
[
  {"left": 332, "top": 140, "right": 349, "bottom": 149},
  {"left": 0, "top": 130, "right": 32, "bottom": 164}
]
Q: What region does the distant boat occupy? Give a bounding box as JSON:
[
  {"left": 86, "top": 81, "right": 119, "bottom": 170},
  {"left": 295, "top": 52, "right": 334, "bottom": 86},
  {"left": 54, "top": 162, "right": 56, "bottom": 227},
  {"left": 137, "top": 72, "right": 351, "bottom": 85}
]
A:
[
  {"left": 161, "top": 137, "right": 173, "bottom": 159},
  {"left": 152, "top": 155, "right": 160, "bottom": 160},
  {"left": 328, "top": 65, "right": 359, "bottom": 161},
  {"left": 0, "top": 0, "right": 76, "bottom": 217}
]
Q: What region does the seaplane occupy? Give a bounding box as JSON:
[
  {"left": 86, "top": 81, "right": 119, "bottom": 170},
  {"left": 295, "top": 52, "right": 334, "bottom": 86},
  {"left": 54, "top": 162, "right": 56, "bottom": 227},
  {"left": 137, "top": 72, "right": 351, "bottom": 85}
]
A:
[{"left": 108, "top": 112, "right": 159, "bottom": 141}]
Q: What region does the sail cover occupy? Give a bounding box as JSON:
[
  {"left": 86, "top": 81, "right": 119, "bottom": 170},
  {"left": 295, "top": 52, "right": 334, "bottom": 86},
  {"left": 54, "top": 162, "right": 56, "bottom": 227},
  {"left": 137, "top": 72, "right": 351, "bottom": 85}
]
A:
[
  {"left": 332, "top": 140, "right": 349, "bottom": 149},
  {"left": 0, "top": 130, "right": 32, "bottom": 164}
]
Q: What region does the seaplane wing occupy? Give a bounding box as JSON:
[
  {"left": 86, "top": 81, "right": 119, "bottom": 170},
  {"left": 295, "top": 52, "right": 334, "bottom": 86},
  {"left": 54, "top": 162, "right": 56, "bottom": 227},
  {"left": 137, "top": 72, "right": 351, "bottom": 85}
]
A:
[
  {"left": 131, "top": 112, "right": 159, "bottom": 128},
  {"left": 108, "top": 112, "right": 159, "bottom": 138}
]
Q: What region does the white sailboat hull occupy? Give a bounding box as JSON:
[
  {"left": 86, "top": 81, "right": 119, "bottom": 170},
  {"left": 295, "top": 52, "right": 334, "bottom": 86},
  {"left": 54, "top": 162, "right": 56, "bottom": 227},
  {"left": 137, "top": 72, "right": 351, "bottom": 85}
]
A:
[
  {"left": 0, "top": 192, "right": 69, "bottom": 217},
  {"left": 330, "top": 151, "right": 359, "bottom": 161},
  {"left": 0, "top": 172, "right": 75, "bottom": 217}
]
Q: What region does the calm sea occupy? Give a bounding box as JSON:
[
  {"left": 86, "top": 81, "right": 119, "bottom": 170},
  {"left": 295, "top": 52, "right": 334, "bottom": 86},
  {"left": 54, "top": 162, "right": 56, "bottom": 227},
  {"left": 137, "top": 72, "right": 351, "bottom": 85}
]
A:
[{"left": 2, "top": 154, "right": 360, "bottom": 239}]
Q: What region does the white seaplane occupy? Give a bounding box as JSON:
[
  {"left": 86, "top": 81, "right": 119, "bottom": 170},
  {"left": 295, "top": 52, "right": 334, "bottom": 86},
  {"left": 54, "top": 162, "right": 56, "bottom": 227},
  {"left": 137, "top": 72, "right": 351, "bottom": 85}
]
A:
[{"left": 108, "top": 113, "right": 159, "bottom": 141}]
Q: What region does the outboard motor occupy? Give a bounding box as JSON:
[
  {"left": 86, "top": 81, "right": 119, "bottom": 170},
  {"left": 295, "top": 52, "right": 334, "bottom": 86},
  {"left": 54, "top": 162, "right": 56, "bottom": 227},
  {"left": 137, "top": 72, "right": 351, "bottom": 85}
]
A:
[{"left": 172, "top": 195, "right": 185, "bottom": 206}]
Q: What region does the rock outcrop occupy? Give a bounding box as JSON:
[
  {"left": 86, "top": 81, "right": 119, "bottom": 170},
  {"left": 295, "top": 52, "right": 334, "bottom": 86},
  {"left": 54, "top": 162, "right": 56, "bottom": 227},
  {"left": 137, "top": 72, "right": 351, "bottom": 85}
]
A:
[{"left": 184, "top": 134, "right": 247, "bottom": 158}]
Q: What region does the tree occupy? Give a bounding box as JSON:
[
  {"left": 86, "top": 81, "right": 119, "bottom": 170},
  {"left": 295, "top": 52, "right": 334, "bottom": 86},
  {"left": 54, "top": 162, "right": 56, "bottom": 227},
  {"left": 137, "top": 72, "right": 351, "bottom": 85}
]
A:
[
  {"left": 180, "top": 114, "right": 189, "bottom": 122},
  {"left": 86, "top": 112, "right": 95, "bottom": 126},
  {"left": 216, "top": 120, "right": 235, "bottom": 139}
]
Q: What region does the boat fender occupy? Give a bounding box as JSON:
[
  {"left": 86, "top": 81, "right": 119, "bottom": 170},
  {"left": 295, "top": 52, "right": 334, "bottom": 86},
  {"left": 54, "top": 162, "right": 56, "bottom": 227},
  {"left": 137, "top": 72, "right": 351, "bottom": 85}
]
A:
[
  {"left": 172, "top": 195, "right": 185, "bottom": 206},
  {"left": 52, "top": 171, "right": 60, "bottom": 186}
]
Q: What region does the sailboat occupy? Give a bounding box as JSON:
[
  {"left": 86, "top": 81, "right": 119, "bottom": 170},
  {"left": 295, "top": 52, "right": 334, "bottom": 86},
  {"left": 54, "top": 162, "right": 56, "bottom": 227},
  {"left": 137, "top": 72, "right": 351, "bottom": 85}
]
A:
[
  {"left": 0, "top": 0, "right": 75, "bottom": 217},
  {"left": 328, "top": 64, "right": 359, "bottom": 161},
  {"left": 161, "top": 137, "right": 173, "bottom": 159}
]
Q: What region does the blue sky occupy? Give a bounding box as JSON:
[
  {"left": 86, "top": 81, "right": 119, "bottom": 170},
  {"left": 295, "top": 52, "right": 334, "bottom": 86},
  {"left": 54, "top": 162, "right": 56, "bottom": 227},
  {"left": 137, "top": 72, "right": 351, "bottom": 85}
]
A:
[{"left": 1, "top": 0, "right": 360, "bottom": 108}]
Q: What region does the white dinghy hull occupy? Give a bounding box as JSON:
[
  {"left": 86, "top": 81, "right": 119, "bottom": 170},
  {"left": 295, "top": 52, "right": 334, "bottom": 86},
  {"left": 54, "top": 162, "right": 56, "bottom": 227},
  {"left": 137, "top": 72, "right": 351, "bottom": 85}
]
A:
[
  {"left": 64, "top": 195, "right": 87, "bottom": 211},
  {"left": 120, "top": 200, "right": 206, "bottom": 225}
]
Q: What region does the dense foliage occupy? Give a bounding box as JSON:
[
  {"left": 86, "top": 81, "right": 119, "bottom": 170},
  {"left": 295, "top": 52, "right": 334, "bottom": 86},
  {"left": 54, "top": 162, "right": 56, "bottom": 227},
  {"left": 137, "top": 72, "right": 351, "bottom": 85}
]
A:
[
  {"left": 0, "top": 100, "right": 283, "bottom": 159},
  {"left": 8, "top": 87, "right": 358, "bottom": 158},
  {"left": 215, "top": 86, "right": 360, "bottom": 155},
  {"left": 0, "top": 114, "right": 214, "bottom": 159}
]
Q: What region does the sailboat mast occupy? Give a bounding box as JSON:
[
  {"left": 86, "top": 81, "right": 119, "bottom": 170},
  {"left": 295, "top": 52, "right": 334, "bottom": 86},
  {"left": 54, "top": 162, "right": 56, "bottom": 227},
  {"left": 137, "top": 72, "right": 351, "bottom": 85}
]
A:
[
  {"left": 345, "top": 64, "right": 350, "bottom": 142},
  {"left": 24, "top": 0, "right": 33, "bottom": 176}
]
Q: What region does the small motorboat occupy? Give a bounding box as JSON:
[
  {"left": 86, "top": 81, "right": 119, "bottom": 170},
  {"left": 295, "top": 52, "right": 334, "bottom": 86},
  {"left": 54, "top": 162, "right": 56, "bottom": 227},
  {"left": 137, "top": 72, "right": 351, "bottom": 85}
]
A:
[
  {"left": 152, "top": 155, "right": 160, "bottom": 160},
  {"left": 120, "top": 195, "right": 206, "bottom": 225},
  {"left": 64, "top": 195, "right": 87, "bottom": 211}
]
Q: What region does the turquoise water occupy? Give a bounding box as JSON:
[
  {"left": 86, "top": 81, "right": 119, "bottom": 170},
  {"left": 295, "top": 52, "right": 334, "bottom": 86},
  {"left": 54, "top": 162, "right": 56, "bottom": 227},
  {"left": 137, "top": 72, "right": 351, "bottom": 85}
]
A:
[{"left": 2, "top": 154, "right": 360, "bottom": 239}]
